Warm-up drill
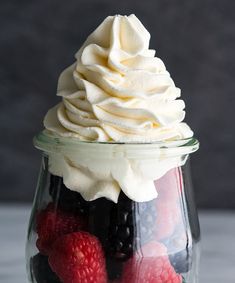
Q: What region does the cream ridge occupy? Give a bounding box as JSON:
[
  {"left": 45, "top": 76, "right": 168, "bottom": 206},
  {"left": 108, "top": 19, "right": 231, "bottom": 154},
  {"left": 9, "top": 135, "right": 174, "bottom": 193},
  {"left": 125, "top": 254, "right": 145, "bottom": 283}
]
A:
[
  {"left": 43, "top": 14, "right": 194, "bottom": 202},
  {"left": 44, "top": 14, "right": 193, "bottom": 142}
]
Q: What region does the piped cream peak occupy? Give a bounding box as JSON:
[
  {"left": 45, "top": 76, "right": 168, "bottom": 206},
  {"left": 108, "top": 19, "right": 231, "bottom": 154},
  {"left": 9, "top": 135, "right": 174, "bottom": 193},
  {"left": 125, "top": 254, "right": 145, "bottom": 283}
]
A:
[{"left": 44, "top": 14, "right": 193, "bottom": 143}]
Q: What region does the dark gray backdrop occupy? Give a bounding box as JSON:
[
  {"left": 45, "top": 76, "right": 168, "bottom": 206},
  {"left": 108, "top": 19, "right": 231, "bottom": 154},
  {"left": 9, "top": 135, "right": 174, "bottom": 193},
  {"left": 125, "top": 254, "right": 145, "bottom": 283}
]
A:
[{"left": 1, "top": 0, "right": 235, "bottom": 208}]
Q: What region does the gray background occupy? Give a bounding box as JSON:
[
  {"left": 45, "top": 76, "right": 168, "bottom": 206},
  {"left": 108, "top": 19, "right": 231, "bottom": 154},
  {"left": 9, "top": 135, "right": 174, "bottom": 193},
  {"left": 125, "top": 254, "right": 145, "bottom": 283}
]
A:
[{"left": 0, "top": 0, "right": 234, "bottom": 208}]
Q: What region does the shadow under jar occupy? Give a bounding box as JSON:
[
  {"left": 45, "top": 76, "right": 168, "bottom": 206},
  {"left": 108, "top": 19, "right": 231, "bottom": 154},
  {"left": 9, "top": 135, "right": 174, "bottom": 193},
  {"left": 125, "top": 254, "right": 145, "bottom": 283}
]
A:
[{"left": 26, "top": 131, "right": 200, "bottom": 283}]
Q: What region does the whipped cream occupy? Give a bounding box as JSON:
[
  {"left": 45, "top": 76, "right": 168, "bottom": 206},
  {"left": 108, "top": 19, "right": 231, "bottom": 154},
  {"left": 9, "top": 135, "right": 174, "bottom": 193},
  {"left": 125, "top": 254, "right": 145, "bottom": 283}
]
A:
[
  {"left": 46, "top": 140, "right": 189, "bottom": 203},
  {"left": 41, "top": 14, "right": 196, "bottom": 202},
  {"left": 44, "top": 14, "right": 193, "bottom": 142}
]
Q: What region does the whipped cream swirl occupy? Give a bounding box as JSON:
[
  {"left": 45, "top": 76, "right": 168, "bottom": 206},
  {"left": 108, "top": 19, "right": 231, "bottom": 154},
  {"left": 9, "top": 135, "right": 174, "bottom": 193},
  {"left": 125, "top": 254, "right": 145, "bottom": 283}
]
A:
[
  {"left": 44, "top": 14, "right": 193, "bottom": 142},
  {"left": 41, "top": 15, "right": 196, "bottom": 203}
]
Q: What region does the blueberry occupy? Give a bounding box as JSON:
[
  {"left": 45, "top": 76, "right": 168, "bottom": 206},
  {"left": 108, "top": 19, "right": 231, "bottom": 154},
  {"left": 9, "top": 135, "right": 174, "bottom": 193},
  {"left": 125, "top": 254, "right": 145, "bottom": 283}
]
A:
[
  {"left": 162, "top": 225, "right": 193, "bottom": 274},
  {"left": 169, "top": 248, "right": 193, "bottom": 273},
  {"left": 136, "top": 199, "right": 157, "bottom": 245}
]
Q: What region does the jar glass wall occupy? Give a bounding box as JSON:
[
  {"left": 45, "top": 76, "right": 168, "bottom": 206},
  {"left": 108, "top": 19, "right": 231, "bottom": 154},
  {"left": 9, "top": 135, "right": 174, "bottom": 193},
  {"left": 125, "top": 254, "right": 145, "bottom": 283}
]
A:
[{"left": 26, "top": 132, "right": 200, "bottom": 283}]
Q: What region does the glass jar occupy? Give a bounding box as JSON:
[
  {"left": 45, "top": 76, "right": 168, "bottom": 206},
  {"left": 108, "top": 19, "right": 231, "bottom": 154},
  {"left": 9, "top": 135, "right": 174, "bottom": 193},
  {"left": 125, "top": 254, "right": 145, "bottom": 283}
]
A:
[{"left": 26, "top": 131, "right": 200, "bottom": 283}]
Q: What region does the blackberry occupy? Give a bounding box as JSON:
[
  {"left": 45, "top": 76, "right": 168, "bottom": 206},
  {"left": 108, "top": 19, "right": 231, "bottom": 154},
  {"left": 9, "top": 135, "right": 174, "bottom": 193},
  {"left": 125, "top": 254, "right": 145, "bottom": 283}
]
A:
[
  {"left": 30, "top": 253, "right": 61, "bottom": 283},
  {"left": 107, "top": 192, "right": 135, "bottom": 260},
  {"left": 105, "top": 257, "right": 123, "bottom": 281},
  {"left": 169, "top": 247, "right": 193, "bottom": 274},
  {"left": 49, "top": 174, "right": 89, "bottom": 215},
  {"left": 107, "top": 192, "right": 157, "bottom": 261},
  {"left": 87, "top": 197, "right": 123, "bottom": 281},
  {"left": 88, "top": 197, "right": 113, "bottom": 247}
]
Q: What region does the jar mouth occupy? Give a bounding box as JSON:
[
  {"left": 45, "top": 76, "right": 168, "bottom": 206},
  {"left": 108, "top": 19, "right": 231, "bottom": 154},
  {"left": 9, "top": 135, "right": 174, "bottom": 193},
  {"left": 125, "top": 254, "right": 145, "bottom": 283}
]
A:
[{"left": 33, "top": 130, "right": 199, "bottom": 158}]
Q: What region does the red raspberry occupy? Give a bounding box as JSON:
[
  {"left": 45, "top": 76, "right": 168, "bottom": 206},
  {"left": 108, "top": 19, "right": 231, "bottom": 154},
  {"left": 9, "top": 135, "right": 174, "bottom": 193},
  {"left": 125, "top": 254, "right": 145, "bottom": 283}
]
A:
[
  {"left": 154, "top": 168, "right": 184, "bottom": 240},
  {"left": 121, "top": 242, "right": 182, "bottom": 283},
  {"left": 49, "top": 231, "right": 107, "bottom": 283},
  {"left": 155, "top": 202, "right": 181, "bottom": 240},
  {"left": 36, "top": 203, "right": 86, "bottom": 255},
  {"left": 154, "top": 168, "right": 183, "bottom": 202}
]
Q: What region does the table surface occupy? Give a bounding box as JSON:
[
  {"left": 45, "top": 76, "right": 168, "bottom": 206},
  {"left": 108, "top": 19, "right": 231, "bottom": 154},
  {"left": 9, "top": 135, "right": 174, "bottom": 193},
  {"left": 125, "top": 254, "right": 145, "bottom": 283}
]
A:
[{"left": 0, "top": 205, "right": 235, "bottom": 283}]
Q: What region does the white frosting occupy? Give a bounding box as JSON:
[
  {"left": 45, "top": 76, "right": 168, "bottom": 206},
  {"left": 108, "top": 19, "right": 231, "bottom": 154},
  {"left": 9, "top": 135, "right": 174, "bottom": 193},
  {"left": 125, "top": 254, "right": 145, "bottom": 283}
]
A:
[
  {"left": 44, "top": 14, "right": 193, "bottom": 142},
  {"left": 47, "top": 144, "right": 189, "bottom": 203},
  {"left": 42, "top": 14, "right": 195, "bottom": 202}
]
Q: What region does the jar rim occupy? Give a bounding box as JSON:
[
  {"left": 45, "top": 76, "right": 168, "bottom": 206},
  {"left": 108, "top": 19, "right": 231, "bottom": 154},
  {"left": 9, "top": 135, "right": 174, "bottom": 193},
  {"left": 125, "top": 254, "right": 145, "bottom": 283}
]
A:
[{"left": 33, "top": 130, "right": 199, "bottom": 157}]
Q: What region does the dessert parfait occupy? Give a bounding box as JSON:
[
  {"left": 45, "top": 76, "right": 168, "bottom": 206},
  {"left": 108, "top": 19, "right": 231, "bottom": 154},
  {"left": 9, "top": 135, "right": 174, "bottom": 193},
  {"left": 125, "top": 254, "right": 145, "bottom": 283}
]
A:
[{"left": 26, "top": 15, "right": 200, "bottom": 283}]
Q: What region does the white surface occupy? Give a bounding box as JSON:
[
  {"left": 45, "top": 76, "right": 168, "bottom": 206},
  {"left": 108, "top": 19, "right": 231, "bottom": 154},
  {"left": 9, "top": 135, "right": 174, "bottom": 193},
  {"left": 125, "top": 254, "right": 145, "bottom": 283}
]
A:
[
  {"left": 0, "top": 205, "right": 29, "bottom": 283},
  {"left": 0, "top": 205, "right": 235, "bottom": 283},
  {"left": 199, "top": 211, "right": 235, "bottom": 283}
]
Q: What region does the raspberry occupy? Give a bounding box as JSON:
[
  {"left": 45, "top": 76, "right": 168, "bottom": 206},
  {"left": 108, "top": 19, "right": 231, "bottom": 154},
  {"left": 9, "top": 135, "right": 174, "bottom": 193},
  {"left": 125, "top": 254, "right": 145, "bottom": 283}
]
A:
[
  {"left": 155, "top": 202, "right": 181, "bottom": 240},
  {"left": 154, "top": 168, "right": 183, "bottom": 241},
  {"left": 36, "top": 203, "right": 86, "bottom": 255},
  {"left": 121, "top": 241, "right": 182, "bottom": 283},
  {"left": 49, "top": 231, "right": 107, "bottom": 283},
  {"left": 154, "top": 168, "right": 183, "bottom": 203}
]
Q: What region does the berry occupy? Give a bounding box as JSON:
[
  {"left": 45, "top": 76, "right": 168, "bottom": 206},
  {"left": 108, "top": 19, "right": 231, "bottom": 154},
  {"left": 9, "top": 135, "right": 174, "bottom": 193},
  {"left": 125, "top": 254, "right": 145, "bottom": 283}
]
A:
[
  {"left": 136, "top": 199, "right": 157, "bottom": 246},
  {"left": 88, "top": 197, "right": 113, "bottom": 247},
  {"left": 154, "top": 168, "right": 183, "bottom": 202},
  {"left": 162, "top": 225, "right": 193, "bottom": 274},
  {"left": 30, "top": 253, "right": 60, "bottom": 283},
  {"left": 105, "top": 257, "right": 123, "bottom": 281},
  {"left": 88, "top": 198, "right": 124, "bottom": 280},
  {"left": 169, "top": 248, "right": 192, "bottom": 274},
  {"left": 154, "top": 168, "right": 183, "bottom": 240},
  {"left": 36, "top": 203, "right": 86, "bottom": 255},
  {"left": 155, "top": 176, "right": 182, "bottom": 241},
  {"left": 121, "top": 242, "right": 182, "bottom": 283},
  {"left": 107, "top": 192, "right": 157, "bottom": 261},
  {"left": 108, "top": 192, "right": 135, "bottom": 260},
  {"left": 49, "top": 175, "right": 89, "bottom": 215},
  {"left": 48, "top": 231, "right": 107, "bottom": 283},
  {"left": 155, "top": 202, "right": 180, "bottom": 240}
]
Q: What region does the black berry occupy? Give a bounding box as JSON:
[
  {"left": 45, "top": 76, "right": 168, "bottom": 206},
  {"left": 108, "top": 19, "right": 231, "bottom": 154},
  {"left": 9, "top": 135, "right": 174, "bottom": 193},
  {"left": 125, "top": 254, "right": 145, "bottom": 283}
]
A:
[
  {"left": 105, "top": 257, "right": 123, "bottom": 281},
  {"left": 107, "top": 192, "right": 135, "bottom": 260},
  {"left": 49, "top": 175, "right": 89, "bottom": 215},
  {"left": 88, "top": 197, "right": 113, "bottom": 248},
  {"left": 107, "top": 192, "right": 157, "bottom": 260},
  {"left": 30, "top": 253, "right": 61, "bottom": 283}
]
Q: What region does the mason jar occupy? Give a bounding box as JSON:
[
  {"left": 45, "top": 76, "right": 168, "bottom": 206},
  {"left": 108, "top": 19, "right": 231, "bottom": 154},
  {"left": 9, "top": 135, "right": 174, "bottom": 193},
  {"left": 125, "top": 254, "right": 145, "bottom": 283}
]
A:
[{"left": 26, "top": 130, "right": 200, "bottom": 283}]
